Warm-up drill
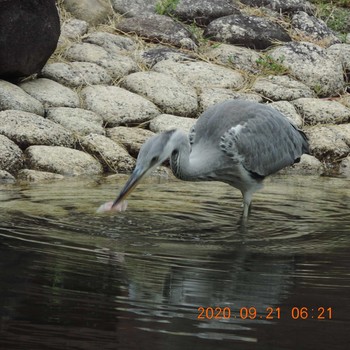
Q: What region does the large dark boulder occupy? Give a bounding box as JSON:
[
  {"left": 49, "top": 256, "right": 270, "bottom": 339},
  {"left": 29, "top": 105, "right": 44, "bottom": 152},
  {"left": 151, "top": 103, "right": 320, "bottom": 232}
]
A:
[
  {"left": 117, "top": 14, "right": 197, "bottom": 50},
  {"left": 0, "top": 0, "right": 60, "bottom": 80},
  {"left": 291, "top": 11, "right": 340, "bottom": 47},
  {"left": 239, "top": 0, "right": 315, "bottom": 15},
  {"left": 169, "top": 0, "right": 238, "bottom": 26},
  {"left": 204, "top": 13, "right": 291, "bottom": 50}
]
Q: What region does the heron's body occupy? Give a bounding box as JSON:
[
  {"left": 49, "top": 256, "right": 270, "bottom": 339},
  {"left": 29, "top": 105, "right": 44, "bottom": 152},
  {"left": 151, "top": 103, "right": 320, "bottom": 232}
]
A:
[{"left": 107, "top": 100, "right": 309, "bottom": 218}]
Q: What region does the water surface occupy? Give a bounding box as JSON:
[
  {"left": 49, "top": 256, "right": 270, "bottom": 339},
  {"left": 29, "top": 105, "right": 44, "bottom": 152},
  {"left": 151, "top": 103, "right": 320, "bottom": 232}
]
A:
[{"left": 0, "top": 175, "right": 349, "bottom": 350}]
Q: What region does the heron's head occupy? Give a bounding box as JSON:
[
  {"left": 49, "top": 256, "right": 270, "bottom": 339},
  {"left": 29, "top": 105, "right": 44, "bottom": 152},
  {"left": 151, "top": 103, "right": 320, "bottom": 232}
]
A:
[{"left": 111, "top": 130, "right": 177, "bottom": 208}]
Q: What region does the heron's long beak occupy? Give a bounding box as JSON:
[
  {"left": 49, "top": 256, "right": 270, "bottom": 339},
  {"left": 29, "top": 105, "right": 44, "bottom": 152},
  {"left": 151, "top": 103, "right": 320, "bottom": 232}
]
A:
[{"left": 111, "top": 167, "right": 146, "bottom": 208}]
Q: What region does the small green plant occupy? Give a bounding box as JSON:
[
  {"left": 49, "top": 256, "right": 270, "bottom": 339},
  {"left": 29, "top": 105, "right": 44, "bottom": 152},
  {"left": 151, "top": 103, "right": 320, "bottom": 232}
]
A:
[
  {"left": 313, "top": 83, "right": 328, "bottom": 96},
  {"left": 210, "top": 43, "right": 222, "bottom": 49},
  {"left": 310, "top": 0, "right": 350, "bottom": 8},
  {"left": 310, "top": 0, "right": 350, "bottom": 34},
  {"left": 228, "top": 55, "right": 238, "bottom": 65},
  {"left": 155, "top": 0, "right": 180, "bottom": 16},
  {"left": 186, "top": 22, "right": 207, "bottom": 43},
  {"left": 256, "top": 55, "right": 289, "bottom": 75}
]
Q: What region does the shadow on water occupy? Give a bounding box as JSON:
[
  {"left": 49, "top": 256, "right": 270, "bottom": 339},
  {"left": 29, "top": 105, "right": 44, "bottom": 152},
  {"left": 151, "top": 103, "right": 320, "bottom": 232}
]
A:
[{"left": 0, "top": 174, "right": 349, "bottom": 349}]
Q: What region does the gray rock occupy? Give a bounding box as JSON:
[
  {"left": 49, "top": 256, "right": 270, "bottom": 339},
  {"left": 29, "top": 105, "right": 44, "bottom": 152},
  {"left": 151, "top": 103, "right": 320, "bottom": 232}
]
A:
[
  {"left": 116, "top": 14, "right": 197, "bottom": 50},
  {"left": 80, "top": 133, "right": 135, "bottom": 172},
  {"left": 204, "top": 13, "right": 291, "bottom": 50},
  {"left": 305, "top": 124, "right": 350, "bottom": 162},
  {"left": 291, "top": 11, "right": 340, "bottom": 47},
  {"left": 340, "top": 95, "right": 350, "bottom": 109},
  {"left": 0, "top": 79, "right": 44, "bottom": 115},
  {"left": 327, "top": 44, "right": 350, "bottom": 73},
  {"left": 19, "top": 78, "right": 80, "bottom": 108},
  {"left": 25, "top": 145, "right": 103, "bottom": 176},
  {"left": 0, "top": 110, "right": 74, "bottom": 148},
  {"left": 169, "top": 0, "right": 238, "bottom": 26},
  {"left": 59, "top": 18, "right": 89, "bottom": 41},
  {"left": 199, "top": 89, "right": 262, "bottom": 112},
  {"left": 239, "top": 0, "right": 315, "bottom": 14},
  {"left": 139, "top": 46, "right": 195, "bottom": 68},
  {"left": 111, "top": 0, "right": 157, "bottom": 17},
  {"left": 84, "top": 32, "right": 137, "bottom": 54},
  {"left": 40, "top": 62, "right": 112, "bottom": 87},
  {"left": 106, "top": 126, "right": 154, "bottom": 157},
  {"left": 0, "top": 170, "right": 16, "bottom": 183},
  {"left": 47, "top": 107, "right": 103, "bottom": 125},
  {"left": 65, "top": 43, "right": 139, "bottom": 80},
  {"left": 205, "top": 43, "right": 261, "bottom": 73},
  {"left": 149, "top": 166, "right": 175, "bottom": 179},
  {"left": 122, "top": 71, "right": 198, "bottom": 117},
  {"left": 279, "top": 154, "right": 324, "bottom": 175},
  {"left": 0, "top": 134, "right": 24, "bottom": 174},
  {"left": 339, "top": 155, "right": 350, "bottom": 177},
  {"left": 251, "top": 75, "right": 315, "bottom": 101},
  {"left": 81, "top": 85, "right": 160, "bottom": 127},
  {"left": 17, "top": 169, "right": 65, "bottom": 182},
  {"left": 269, "top": 101, "right": 303, "bottom": 128},
  {"left": 63, "top": 0, "right": 111, "bottom": 25},
  {"left": 46, "top": 109, "right": 105, "bottom": 136},
  {"left": 292, "top": 98, "right": 350, "bottom": 126},
  {"left": 152, "top": 60, "right": 244, "bottom": 90},
  {"left": 149, "top": 114, "right": 196, "bottom": 134},
  {"left": 333, "top": 124, "right": 350, "bottom": 146},
  {"left": 269, "top": 42, "right": 345, "bottom": 97}
]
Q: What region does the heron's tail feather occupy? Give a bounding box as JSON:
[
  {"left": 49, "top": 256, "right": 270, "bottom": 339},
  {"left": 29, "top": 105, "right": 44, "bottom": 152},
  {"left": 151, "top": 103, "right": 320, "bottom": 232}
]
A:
[{"left": 298, "top": 129, "right": 310, "bottom": 155}]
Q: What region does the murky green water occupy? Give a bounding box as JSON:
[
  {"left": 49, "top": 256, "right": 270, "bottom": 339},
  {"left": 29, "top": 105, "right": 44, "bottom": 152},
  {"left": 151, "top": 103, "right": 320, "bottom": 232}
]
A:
[{"left": 0, "top": 174, "right": 349, "bottom": 350}]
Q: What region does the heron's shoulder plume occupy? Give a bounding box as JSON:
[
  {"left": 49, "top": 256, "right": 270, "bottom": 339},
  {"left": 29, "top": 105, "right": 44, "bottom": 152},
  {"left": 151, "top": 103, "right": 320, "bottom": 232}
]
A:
[
  {"left": 220, "top": 124, "right": 246, "bottom": 163},
  {"left": 188, "top": 125, "right": 196, "bottom": 145}
]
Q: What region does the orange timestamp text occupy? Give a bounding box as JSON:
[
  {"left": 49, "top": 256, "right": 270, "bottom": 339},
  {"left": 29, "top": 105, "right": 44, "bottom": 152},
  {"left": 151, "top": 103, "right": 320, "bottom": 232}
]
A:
[{"left": 197, "top": 306, "right": 333, "bottom": 320}]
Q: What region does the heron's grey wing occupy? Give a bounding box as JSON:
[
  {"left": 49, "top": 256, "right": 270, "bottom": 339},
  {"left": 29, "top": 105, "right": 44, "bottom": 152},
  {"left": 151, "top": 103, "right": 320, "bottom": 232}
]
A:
[{"left": 220, "top": 108, "right": 307, "bottom": 177}]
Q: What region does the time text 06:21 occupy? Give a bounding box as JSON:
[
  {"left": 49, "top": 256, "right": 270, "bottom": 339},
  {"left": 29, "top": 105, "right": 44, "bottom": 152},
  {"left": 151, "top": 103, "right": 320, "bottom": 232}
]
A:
[{"left": 197, "top": 306, "right": 333, "bottom": 320}]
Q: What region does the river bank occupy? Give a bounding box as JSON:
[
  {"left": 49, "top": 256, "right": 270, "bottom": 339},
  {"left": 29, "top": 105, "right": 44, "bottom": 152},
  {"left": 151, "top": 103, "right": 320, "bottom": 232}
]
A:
[{"left": 0, "top": 0, "right": 349, "bottom": 183}]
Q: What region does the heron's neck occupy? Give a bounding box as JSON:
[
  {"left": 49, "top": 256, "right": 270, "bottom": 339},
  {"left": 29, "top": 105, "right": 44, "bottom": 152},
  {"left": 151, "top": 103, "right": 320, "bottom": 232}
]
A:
[{"left": 169, "top": 130, "right": 202, "bottom": 181}]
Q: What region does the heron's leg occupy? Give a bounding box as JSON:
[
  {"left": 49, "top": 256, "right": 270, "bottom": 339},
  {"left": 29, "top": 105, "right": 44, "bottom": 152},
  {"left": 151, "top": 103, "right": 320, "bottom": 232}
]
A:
[
  {"left": 241, "top": 191, "right": 253, "bottom": 218},
  {"left": 242, "top": 202, "right": 250, "bottom": 218}
]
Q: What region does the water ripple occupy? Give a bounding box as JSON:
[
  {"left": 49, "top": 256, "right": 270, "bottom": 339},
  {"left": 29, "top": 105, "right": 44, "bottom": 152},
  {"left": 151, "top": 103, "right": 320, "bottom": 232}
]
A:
[{"left": 0, "top": 175, "right": 349, "bottom": 349}]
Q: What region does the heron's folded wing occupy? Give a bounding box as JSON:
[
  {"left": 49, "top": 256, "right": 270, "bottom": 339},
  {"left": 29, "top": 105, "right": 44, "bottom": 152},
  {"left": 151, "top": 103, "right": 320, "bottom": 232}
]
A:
[{"left": 220, "top": 114, "right": 306, "bottom": 177}]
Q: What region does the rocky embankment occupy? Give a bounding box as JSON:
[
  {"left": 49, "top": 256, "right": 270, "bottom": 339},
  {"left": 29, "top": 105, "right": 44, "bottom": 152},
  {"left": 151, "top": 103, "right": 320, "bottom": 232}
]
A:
[{"left": 0, "top": 0, "right": 350, "bottom": 183}]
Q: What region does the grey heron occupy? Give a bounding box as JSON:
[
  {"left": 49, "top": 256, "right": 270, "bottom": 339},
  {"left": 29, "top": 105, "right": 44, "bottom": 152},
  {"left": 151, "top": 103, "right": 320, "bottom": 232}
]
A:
[{"left": 106, "top": 99, "right": 309, "bottom": 217}]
